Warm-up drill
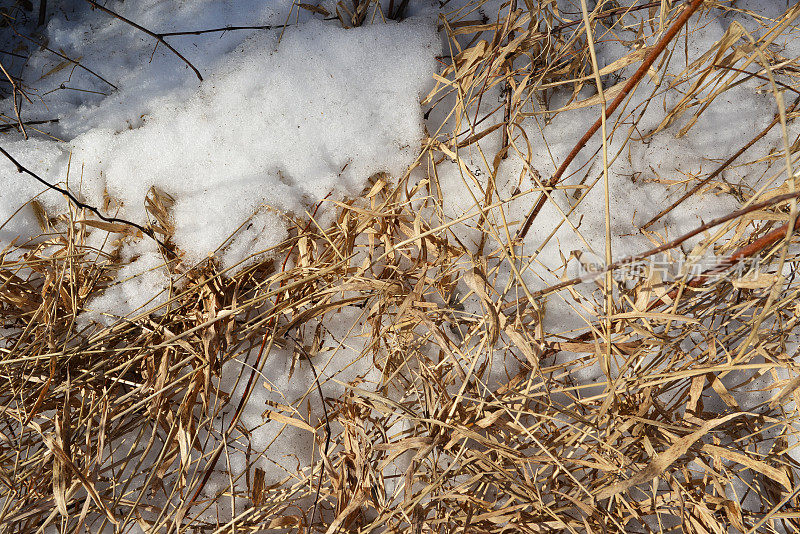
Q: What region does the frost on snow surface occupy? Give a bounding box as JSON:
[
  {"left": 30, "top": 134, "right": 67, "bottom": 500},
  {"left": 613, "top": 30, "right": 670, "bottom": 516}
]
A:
[{"left": 0, "top": 14, "right": 438, "bottom": 321}]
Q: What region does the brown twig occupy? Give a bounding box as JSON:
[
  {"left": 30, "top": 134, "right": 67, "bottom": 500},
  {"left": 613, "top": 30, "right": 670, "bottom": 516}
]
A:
[
  {"left": 712, "top": 63, "right": 800, "bottom": 96},
  {"left": 0, "top": 59, "right": 31, "bottom": 139},
  {"left": 84, "top": 0, "right": 203, "bottom": 81},
  {"left": 515, "top": 0, "right": 708, "bottom": 242},
  {"left": 551, "top": 1, "right": 662, "bottom": 34},
  {"left": 0, "top": 118, "right": 58, "bottom": 132},
  {"left": 12, "top": 27, "right": 117, "bottom": 90},
  {"left": 0, "top": 145, "right": 172, "bottom": 253},
  {"left": 642, "top": 95, "right": 800, "bottom": 230},
  {"left": 0, "top": 50, "right": 26, "bottom": 59},
  {"left": 158, "top": 24, "right": 288, "bottom": 37},
  {"left": 527, "top": 190, "right": 800, "bottom": 300}
]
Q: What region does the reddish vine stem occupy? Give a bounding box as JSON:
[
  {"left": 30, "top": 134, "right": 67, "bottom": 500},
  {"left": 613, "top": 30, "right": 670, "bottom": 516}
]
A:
[
  {"left": 527, "top": 190, "right": 800, "bottom": 300},
  {"left": 515, "top": 0, "right": 707, "bottom": 242},
  {"left": 645, "top": 214, "right": 798, "bottom": 310}
]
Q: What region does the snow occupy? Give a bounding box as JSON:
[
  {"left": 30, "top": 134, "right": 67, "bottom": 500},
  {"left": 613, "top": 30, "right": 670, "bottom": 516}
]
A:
[
  {"left": 1, "top": 11, "right": 438, "bottom": 324},
  {"left": 69, "top": 19, "right": 438, "bottom": 268},
  {"left": 2, "top": 19, "right": 438, "bottom": 265},
  {"left": 87, "top": 243, "right": 172, "bottom": 324}
]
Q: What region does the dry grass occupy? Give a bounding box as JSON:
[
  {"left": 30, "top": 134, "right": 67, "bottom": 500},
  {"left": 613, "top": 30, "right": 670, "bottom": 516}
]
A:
[{"left": 3, "top": 0, "right": 800, "bottom": 532}]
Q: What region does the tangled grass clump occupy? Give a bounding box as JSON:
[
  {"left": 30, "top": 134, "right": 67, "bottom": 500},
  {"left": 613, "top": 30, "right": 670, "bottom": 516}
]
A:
[{"left": 4, "top": 1, "right": 800, "bottom": 532}]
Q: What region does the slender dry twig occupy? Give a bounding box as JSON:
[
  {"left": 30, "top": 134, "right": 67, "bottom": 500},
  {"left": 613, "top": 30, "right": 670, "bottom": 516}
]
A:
[
  {"left": 0, "top": 145, "right": 172, "bottom": 252},
  {"left": 158, "top": 24, "right": 289, "bottom": 37},
  {"left": 515, "top": 0, "right": 708, "bottom": 241},
  {"left": 0, "top": 59, "right": 31, "bottom": 138},
  {"left": 642, "top": 95, "right": 800, "bottom": 230},
  {"left": 84, "top": 0, "right": 203, "bottom": 81},
  {"left": 11, "top": 27, "right": 118, "bottom": 90},
  {"left": 0, "top": 118, "right": 58, "bottom": 132}
]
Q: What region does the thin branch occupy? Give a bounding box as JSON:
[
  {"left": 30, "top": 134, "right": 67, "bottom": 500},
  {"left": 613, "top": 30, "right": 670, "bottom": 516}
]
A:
[
  {"left": 642, "top": 95, "right": 800, "bottom": 230},
  {"left": 158, "top": 24, "right": 288, "bottom": 37},
  {"left": 289, "top": 338, "right": 331, "bottom": 529},
  {"left": 0, "top": 119, "right": 56, "bottom": 133},
  {"left": 712, "top": 63, "right": 800, "bottom": 96},
  {"left": 515, "top": 0, "right": 708, "bottom": 241},
  {"left": 0, "top": 145, "right": 172, "bottom": 253},
  {"left": 84, "top": 0, "right": 203, "bottom": 81},
  {"left": 12, "top": 28, "right": 117, "bottom": 90},
  {"left": 0, "top": 50, "right": 27, "bottom": 59},
  {"left": 551, "top": 1, "right": 662, "bottom": 34},
  {"left": 0, "top": 59, "right": 30, "bottom": 139},
  {"left": 646, "top": 215, "right": 798, "bottom": 309},
  {"left": 527, "top": 190, "right": 800, "bottom": 300}
]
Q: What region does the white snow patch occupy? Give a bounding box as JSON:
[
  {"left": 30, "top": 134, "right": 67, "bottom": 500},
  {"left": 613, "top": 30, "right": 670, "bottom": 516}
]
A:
[
  {"left": 0, "top": 18, "right": 439, "bottom": 322},
  {"left": 86, "top": 247, "right": 172, "bottom": 324},
  {"left": 71, "top": 20, "right": 438, "bottom": 268}
]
